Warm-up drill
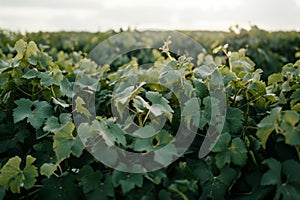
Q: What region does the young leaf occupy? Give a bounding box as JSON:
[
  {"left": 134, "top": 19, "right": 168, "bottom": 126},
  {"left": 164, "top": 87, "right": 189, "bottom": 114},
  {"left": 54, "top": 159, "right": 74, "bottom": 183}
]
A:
[
  {"left": 53, "top": 122, "right": 84, "bottom": 163},
  {"left": 74, "top": 96, "right": 92, "bottom": 118},
  {"left": 0, "top": 155, "right": 38, "bottom": 193},
  {"left": 40, "top": 163, "right": 57, "bottom": 178},
  {"left": 14, "top": 39, "right": 27, "bottom": 60}
]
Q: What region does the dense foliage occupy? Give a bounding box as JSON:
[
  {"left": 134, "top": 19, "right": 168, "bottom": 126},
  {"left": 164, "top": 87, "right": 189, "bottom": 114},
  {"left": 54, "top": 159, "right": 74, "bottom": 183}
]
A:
[{"left": 0, "top": 27, "right": 300, "bottom": 199}]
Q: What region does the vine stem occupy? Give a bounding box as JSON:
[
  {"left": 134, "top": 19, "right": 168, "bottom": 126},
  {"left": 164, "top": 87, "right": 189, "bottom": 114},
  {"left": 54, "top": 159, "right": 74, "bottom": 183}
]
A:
[
  {"left": 19, "top": 188, "right": 40, "bottom": 200},
  {"left": 296, "top": 146, "right": 300, "bottom": 161},
  {"left": 142, "top": 109, "right": 150, "bottom": 126},
  {"left": 17, "top": 87, "right": 32, "bottom": 97},
  {"left": 57, "top": 163, "right": 63, "bottom": 175}
]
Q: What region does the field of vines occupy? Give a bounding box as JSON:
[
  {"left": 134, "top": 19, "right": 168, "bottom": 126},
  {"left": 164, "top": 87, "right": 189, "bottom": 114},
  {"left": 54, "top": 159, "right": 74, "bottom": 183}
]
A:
[{"left": 0, "top": 26, "right": 300, "bottom": 199}]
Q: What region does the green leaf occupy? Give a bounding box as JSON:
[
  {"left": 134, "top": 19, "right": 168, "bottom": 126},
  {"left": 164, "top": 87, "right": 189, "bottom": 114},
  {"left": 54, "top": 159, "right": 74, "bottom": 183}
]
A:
[
  {"left": 13, "top": 99, "right": 53, "bottom": 129},
  {"left": 291, "top": 88, "right": 300, "bottom": 107},
  {"left": 154, "top": 144, "right": 177, "bottom": 166},
  {"left": 40, "top": 163, "right": 57, "bottom": 178},
  {"left": 261, "top": 159, "right": 300, "bottom": 200},
  {"left": 193, "top": 78, "right": 209, "bottom": 99},
  {"left": 78, "top": 165, "right": 103, "bottom": 194},
  {"left": 212, "top": 133, "right": 247, "bottom": 168},
  {"left": 38, "top": 71, "right": 63, "bottom": 87},
  {"left": 182, "top": 98, "right": 200, "bottom": 129},
  {"left": 279, "top": 111, "right": 300, "bottom": 146},
  {"left": 60, "top": 77, "right": 73, "bottom": 98},
  {"left": 223, "top": 107, "right": 243, "bottom": 134},
  {"left": 268, "top": 73, "right": 283, "bottom": 84},
  {"left": 74, "top": 96, "right": 92, "bottom": 118},
  {"left": 78, "top": 166, "right": 114, "bottom": 199},
  {"left": 229, "top": 51, "right": 255, "bottom": 74},
  {"left": 256, "top": 107, "right": 281, "bottom": 148},
  {"left": 38, "top": 174, "right": 80, "bottom": 200},
  {"left": 192, "top": 161, "right": 238, "bottom": 200},
  {"left": 14, "top": 39, "right": 27, "bottom": 60},
  {"left": 230, "top": 138, "right": 248, "bottom": 166},
  {"left": 52, "top": 97, "right": 69, "bottom": 108},
  {"left": 53, "top": 122, "right": 84, "bottom": 163},
  {"left": 194, "top": 64, "right": 215, "bottom": 79},
  {"left": 112, "top": 171, "right": 143, "bottom": 193},
  {"left": 133, "top": 138, "right": 154, "bottom": 152},
  {"left": 0, "top": 186, "right": 5, "bottom": 200},
  {"left": 13, "top": 98, "right": 32, "bottom": 123},
  {"left": 106, "top": 120, "right": 127, "bottom": 146},
  {"left": 23, "top": 68, "right": 39, "bottom": 79},
  {"left": 154, "top": 130, "right": 174, "bottom": 148},
  {"left": 0, "top": 155, "right": 38, "bottom": 194},
  {"left": 291, "top": 103, "right": 300, "bottom": 112},
  {"left": 261, "top": 158, "right": 282, "bottom": 186},
  {"left": 132, "top": 125, "right": 156, "bottom": 138},
  {"left": 145, "top": 170, "right": 167, "bottom": 185},
  {"left": 25, "top": 41, "right": 39, "bottom": 59},
  {"left": 133, "top": 95, "right": 150, "bottom": 112},
  {"left": 43, "top": 113, "right": 72, "bottom": 134},
  {"left": 146, "top": 91, "right": 173, "bottom": 122}
]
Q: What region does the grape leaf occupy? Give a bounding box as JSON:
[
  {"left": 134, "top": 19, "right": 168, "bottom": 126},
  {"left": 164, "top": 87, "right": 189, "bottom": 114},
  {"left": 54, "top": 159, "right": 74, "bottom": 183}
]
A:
[
  {"left": 261, "top": 158, "right": 300, "bottom": 200},
  {"left": 0, "top": 155, "right": 38, "bottom": 194},
  {"left": 52, "top": 97, "right": 69, "bottom": 108},
  {"left": 146, "top": 91, "right": 173, "bottom": 122},
  {"left": 74, "top": 96, "right": 92, "bottom": 118},
  {"left": 191, "top": 160, "right": 238, "bottom": 200},
  {"left": 38, "top": 174, "right": 80, "bottom": 200},
  {"left": 78, "top": 165, "right": 103, "bottom": 193},
  {"left": 182, "top": 97, "right": 201, "bottom": 129},
  {"left": 13, "top": 99, "right": 53, "bottom": 129},
  {"left": 291, "top": 88, "right": 300, "bottom": 107},
  {"left": 212, "top": 132, "right": 247, "bottom": 168},
  {"left": 223, "top": 107, "right": 243, "bottom": 134},
  {"left": 154, "top": 144, "right": 177, "bottom": 166},
  {"left": 132, "top": 125, "right": 156, "bottom": 138},
  {"left": 260, "top": 158, "right": 281, "bottom": 186},
  {"left": 256, "top": 107, "right": 281, "bottom": 148},
  {"left": 39, "top": 71, "right": 63, "bottom": 87},
  {"left": 60, "top": 77, "right": 74, "bottom": 98},
  {"left": 112, "top": 171, "right": 143, "bottom": 193},
  {"left": 268, "top": 73, "right": 283, "bottom": 84},
  {"left": 23, "top": 68, "right": 39, "bottom": 79},
  {"left": 133, "top": 138, "right": 154, "bottom": 152},
  {"left": 279, "top": 111, "right": 300, "bottom": 146},
  {"left": 53, "top": 122, "right": 84, "bottom": 163},
  {"left": 25, "top": 41, "right": 39, "bottom": 59},
  {"left": 14, "top": 39, "right": 27, "bottom": 60},
  {"left": 40, "top": 163, "right": 57, "bottom": 178},
  {"left": 0, "top": 186, "right": 5, "bottom": 200},
  {"left": 43, "top": 113, "right": 72, "bottom": 134}
]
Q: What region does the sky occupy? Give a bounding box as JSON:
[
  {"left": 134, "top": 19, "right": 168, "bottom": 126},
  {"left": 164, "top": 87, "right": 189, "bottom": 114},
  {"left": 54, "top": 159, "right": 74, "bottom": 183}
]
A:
[{"left": 0, "top": 0, "right": 300, "bottom": 32}]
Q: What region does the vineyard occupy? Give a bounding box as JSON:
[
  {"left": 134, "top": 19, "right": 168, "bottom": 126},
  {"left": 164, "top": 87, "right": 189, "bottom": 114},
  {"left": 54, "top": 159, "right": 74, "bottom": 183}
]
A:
[{"left": 0, "top": 26, "right": 300, "bottom": 199}]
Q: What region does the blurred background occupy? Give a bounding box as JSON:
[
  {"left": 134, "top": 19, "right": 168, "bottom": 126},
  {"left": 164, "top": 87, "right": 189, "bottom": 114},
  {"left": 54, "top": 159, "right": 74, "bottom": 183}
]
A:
[{"left": 1, "top": 0, "right": 300, "bottom": 32}]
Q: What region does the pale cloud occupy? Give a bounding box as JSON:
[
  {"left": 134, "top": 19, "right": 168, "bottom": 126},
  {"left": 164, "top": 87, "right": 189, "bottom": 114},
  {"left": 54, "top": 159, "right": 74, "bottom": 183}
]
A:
[{"left": 0, "top": 0, "right": 299, "bottom": 32}]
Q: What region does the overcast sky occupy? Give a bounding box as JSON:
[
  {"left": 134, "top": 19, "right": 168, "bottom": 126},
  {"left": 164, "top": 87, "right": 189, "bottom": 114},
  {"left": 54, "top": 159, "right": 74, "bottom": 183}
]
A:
[{"left": 1, "top": 0, "right": 300, "bottom": 32}]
